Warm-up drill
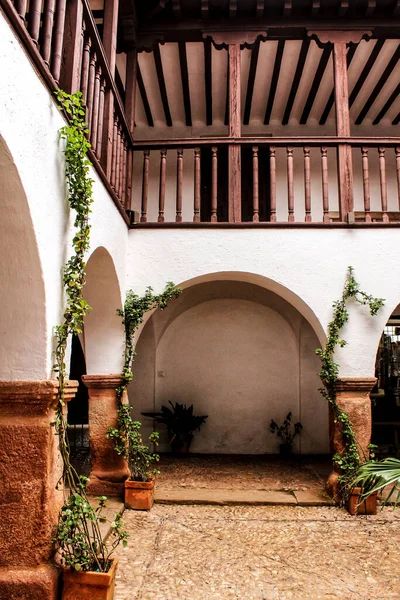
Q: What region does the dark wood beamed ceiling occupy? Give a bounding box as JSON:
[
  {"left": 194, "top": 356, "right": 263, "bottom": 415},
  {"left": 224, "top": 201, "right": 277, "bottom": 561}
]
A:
[
  {"left": 264, "top": 40, "right": 285, "bottom": 124},
  {"left": 172, "top": 0, "right": 181, "bottom": 19},
  {"left": 204, "top": 38, "right": 213, "bottom": 126},
  {"left": 282, "top": 38, "right": 310, "bottom": 125},
  {"left": 243, "top": 40, "right": 260, "bottom": 125},
  {"left": 393, "top": 112, "right": 400, "bottom": 125},
  {"left": 348, "top": 39, "right": 384, "bottom": 108},
  {"left": 178, "top": 41, "right": 192, "bottom": 126},
  {"left": 373, "top": 83, "right": 400, "bottom": 124},
  {"left": 229, "top": 0, "right": 237, "bottom": 19},
  {"left": 136, "top": 63, "right": 154, "bottom": 126},
  {"left": 319, "top": 44, "right": 357, "bottom": 125},
  {"left": 153, "top": 43, "right": 173, "bottom": 126},
  {"left": 256, "top": 0, "right": 265, "bottom": 19},
  {"left": 300, "top": 44, "right": 331, "bottom": 124},
  {"left": 355, "top": 44, "right": 400, "bottom": 124}
]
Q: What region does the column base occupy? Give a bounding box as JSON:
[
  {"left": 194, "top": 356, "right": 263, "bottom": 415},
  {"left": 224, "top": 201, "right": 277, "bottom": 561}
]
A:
[{"left": 0, "top": 565, "right": 60, "bottom": 600}]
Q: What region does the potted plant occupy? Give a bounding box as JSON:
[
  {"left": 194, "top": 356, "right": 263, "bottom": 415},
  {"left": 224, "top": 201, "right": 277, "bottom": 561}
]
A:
[
  {"left": 54, "top": 477, "right": 128, "bottom": 600},
  {"left": 142, "top": 401, "right": 208, "bottom": 454},
  {"left": 107, "top": 406, "right": 160, "bottom": 510},
  {"left": 349, "top": 456, "right": 400, "bottom": 515},
  {"left": 270, "top": 412, "right": 302, "bottom": 456}
]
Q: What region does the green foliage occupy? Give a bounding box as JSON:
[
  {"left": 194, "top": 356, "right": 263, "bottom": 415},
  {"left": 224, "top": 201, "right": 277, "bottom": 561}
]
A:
[
  {"left": 142, "top": 401, "right": 208, "bottom": 451},
  {"left": 270, "top": 412, "right": 302, "bottom": 447},
  {"left": 53, "top": 90, "right": 126, "bottom": 572},
  {"left": 354, "top": 457, "right": 400, "bottom": 507},
  {"left": 109, "top": 284, "right": 182, "bottom": 479},
  {"left": 316, "top": 266, "right": 384, "bottom": 502}
]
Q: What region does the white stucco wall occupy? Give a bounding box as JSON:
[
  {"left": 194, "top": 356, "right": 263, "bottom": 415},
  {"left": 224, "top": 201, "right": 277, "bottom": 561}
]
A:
[{"left": 0, "top": 12, "right": 128, "bottom": 379}]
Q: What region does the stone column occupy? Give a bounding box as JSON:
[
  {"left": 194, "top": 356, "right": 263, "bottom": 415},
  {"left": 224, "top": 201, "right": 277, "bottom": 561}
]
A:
[
  {"left": 0, "top": 379, "right": 78, "bottom": 600},
  {"left": 82, "top": 374, "right": 129, "bottom": 497},
  {"left": 326, "top": 377, "right": 376, "bottom": 497}
]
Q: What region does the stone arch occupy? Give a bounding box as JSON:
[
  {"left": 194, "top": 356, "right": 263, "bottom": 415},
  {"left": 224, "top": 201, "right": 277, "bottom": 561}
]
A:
[
  {"left": 131, "top": 272, "right": 328, "bottom": 455},
  {"left": 0, "top": 135, "right": 47, "bottom": 379},
  {"left": 83, "top": 246, "right": 124, "bottom": 374}
]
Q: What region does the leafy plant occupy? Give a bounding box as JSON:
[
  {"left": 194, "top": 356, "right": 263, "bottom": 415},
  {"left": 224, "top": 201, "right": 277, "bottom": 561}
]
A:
[
  {"left": 353, "top": 457, "right": 400, "bottom": 508},
  {"left": 108, "top": 285, "right": 182, "bottom": 478},
  {"left": 270, "top": 412, "right": 302, "bottom": 447},
  {"left": 53, "top": 90, "right": 127, "bottom": 572},
  {"left": 316, "top": 266, "right": 384, "bottom": 503},
  {"left": 142, "top": 401, "right": 208, "bottom": 452}
]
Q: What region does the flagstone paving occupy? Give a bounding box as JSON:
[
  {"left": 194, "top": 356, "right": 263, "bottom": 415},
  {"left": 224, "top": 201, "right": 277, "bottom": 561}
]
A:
[{"left": 114, "top": 504, "right": 400, "bottom": 600}]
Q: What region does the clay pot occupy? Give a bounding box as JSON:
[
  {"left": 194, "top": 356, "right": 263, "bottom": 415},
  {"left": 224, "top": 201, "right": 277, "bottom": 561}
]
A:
[
  {"left": 170, "top": 435, "right": 192, "bottom": 455},
  {"left": 62, "top": 557, "right": 118, "bottom": 600},
  {"left": 124, "top": 477, "right": 155, "bottom": 510},
  {"left": 348, "top": 487, "right": 378, "bottom": 515}
]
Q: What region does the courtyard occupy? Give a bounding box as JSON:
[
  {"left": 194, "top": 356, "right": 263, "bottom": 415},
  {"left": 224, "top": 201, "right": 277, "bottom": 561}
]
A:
[{"left": 114, "top": 504, "right": 400, "bottom": 600}]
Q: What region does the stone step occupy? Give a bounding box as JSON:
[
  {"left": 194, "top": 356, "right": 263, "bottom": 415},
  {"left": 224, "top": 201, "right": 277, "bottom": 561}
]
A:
[{"left": 155, "top": 488, "right": 333, "bottom": 506}]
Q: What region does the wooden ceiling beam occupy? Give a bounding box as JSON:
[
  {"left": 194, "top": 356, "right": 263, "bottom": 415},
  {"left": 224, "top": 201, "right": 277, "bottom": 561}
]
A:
[
  {"left": 172, "top": 0, "right": 181, "bottom": 19},
  {"left": 349, "top": 39, "right": 384, "bottom": 107},
  {"left": 243, "top": 40, "right": 260, "bottom": 125},
  {"left": 365, "top": 0, "right": 376, "bottom": 17},
  {"left": 178, "top": 41, "right": 192, "bottom": 126},
  {"left": 392, "top": 112, "right": 400, "bottom": 125},
  {"left": 394, "top": 0, "right": 400, "bottom": 17},
  {"left": 312, "top": 0, "right": 321, "bottom": 17},
  {"left": 264, "top": 39, "right": 285, "bottom": 124},
  {"left": 204, "top": 38, "right": 213, "bottom": 125},
  {"left": 153, "top": 44, "right": 173, "bottom": 126},
  {"left": 201, "top": 0, "right": 209, "bottom": 19},
  {"left": 372, "top": 83, "right": 400, "bottom": 124},
  {"left": 282, "top": 38, "right": 310, "bottom": 125},
  {"left": 136, "top": 63, "right": 154, "bottom": 126},
  {"left": 229, "top": 0, "right": 237, "bottom": 18},
  {"left": 300, "top": 44, "right": 331, "bottom": 124},
  {"left": 355, "top": 44, "right": 400, "bottom": 124},
  {"left": 338, "top": 0, "right": 349, "bottom": 16},
  {"left": 319, "top": 43, "right": 357, "bottom": 124},
  {"left": 256, "top": 0, "right": 265, "bottom": 18},
  {"left": 284, "top": 0, "right": 293, "bottom": 18}
]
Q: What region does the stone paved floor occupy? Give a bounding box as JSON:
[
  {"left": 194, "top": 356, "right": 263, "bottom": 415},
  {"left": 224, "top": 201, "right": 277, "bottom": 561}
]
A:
[{"left": 114, "top": 504, "right": 400, "bottom": 600}]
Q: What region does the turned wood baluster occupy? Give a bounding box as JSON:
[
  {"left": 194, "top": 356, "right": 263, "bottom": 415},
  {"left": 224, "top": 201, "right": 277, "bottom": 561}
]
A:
[
  {"left": 86, "top": 51, "right": 96, "bottom": 136},
  {"left": 28, "top": 0, "right": 42, "bottom": 44},
  {"left": 378, "top": 147, "right": 389, "bottom": 223},
  {"left": 121, "top": 141, "right": 127, "bottom": 206},
  {"left": 140, "top": 150, "right": 150, "bottom": 223},
  {"left": 211, "top": 146, "right": 218, "bottom": 223},
  {"left": 304, "top": 147, "right": 311, "bottom": 222},
  {"left": 41, "top": 0, "right": 56, "bottom": 65},
  {"left": 80, "top": 32, "right": 91, "bottom": 105},
  {"left": 96, "top": 77, "right": 106, "bottom": 158},
  {"left": 118, "top": 130, "right": 124, "bottom": 199},
  {"left": 14, "top": 0, "right": 28, "bottom": 21},
  {"left": 252, "top": 146, "right": 259, "bottom": 222},
  {"left": 158, "top": 149, "right": 167, "bottom": 223},
  {"left": 361, "top": 147, "right": 371, "bottom": 223},
  {"left": 110, "top": 117, "right": 118, "bottom": 188},
  {"left": 193, "top": 148, "right": 201, "bottom": 222},
  {"left": 269, "top": 146, "right": 277, "bottom": 222},
  {"left": 125, "top": 146, "right": 133, "bottom": 211},
  {"left": 321, "top": 147, "right": 329, "bottom": 223},
  {"left": 287, "top": 146, "right": 295, "bottom": 222},
  {"left": 115, "top": 126, "right": 122, "bottom": 198},
  {"left": 396, "top": 148, "right": 400, "bottom": 211},
  {"left": 176, "top": 149, "right": 183, "bottom": 223},
  {"left": 90, "top": 64, "right": 101, "bottom": 150},
  {"left": 50, "top": 0, "right": 67, "bottom": 81}
]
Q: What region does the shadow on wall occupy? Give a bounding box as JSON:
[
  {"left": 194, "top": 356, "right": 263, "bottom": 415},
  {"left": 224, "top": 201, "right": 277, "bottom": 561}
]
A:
[{"left": 129, "top": 278, "right": 328, "bottom": 455}]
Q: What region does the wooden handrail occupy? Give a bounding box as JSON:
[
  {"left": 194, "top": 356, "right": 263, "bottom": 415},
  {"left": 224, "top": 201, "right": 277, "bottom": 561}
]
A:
[{"left": 133, "top": 137, "right": 400, "bottom": 149}]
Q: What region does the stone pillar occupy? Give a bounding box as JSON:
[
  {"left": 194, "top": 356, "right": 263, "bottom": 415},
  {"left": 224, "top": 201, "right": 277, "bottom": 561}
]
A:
[
  {"left": 326, "top": 377, "right": 376, "bottom": 498},
  {"left": 0, "top": 379, "right": 78, "bottom": 600},
  {"left": 82, "top": 374, "right": 129, "bottom": 497}
]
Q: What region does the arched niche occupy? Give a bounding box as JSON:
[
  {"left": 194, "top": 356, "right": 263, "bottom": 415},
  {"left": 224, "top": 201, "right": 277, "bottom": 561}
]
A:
[
  {"left": 83, "top": 246, "right": 124, "bottom": 374},
  {"left": 130, "top": 276, "right": 328, "bottom": 455},
  {"left": 0, "top": 135, "right": 47, "bottom": 379}
]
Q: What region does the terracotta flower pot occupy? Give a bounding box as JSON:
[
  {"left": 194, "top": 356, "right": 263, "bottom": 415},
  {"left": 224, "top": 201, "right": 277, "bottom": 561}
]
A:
[
  {"left": 124, "top": 477, "right": 155, "bottom": 510},
  {"left": 348, "top": 487, "right": 378, "bottom": 515},
  {"left": 62, "top": 557, "right": 118, "bottom": 600}
]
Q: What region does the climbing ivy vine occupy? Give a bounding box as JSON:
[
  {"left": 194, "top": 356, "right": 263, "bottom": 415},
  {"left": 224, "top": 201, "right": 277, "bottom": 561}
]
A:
[
  {"left": 316, "top": 266, "right": 384, "bottom": 501},
  {"left": 52, "top": 90, "right": 126, "bottom": 572},
  {"left": 108, "top": 284, "right": 182, "bottom": 478}
]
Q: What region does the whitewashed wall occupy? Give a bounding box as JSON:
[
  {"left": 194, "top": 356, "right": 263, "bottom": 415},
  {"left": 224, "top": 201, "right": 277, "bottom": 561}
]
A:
[{"left": 0, "top": 12, "right": 128, "bottom": 379}]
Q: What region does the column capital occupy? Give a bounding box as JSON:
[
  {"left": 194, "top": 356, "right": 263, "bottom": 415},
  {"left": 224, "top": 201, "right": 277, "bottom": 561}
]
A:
[
  {"left": 335, "top": 377, "right": 377, "bottom": 393},
  {"left": 82, "top": 374, "right": 123, "bottom": 389},
  {"left": 0, "top": 379, "right": 78, "bottom": 416},
  {"left": 307, "top": 30, "right": 373, "bottom": 46}
]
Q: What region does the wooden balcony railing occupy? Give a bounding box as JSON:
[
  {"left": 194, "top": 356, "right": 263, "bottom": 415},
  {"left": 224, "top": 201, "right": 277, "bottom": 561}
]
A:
[
  {"left": 131, "top": 139, "right": 400, "bottom": 225},
  {"left": 1, "top": 0, "right": 132, "bottom": 222}
]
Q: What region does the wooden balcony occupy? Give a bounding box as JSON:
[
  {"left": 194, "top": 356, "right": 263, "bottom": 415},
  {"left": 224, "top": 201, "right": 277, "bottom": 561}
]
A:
[{"left": 1, "top": 0, "right": 400, "bottom": 228}]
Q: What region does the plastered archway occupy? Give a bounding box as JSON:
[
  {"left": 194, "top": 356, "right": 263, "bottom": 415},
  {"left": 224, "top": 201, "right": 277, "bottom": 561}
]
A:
[
  {"left": 130, "top": 275, "right": 328, "bottom": 455},
  {"left": 83, "top": 246, "right": 124, "bottom": 374},
  {"left": 0, "top": 135, "right": 47, "bottom": 379}
]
